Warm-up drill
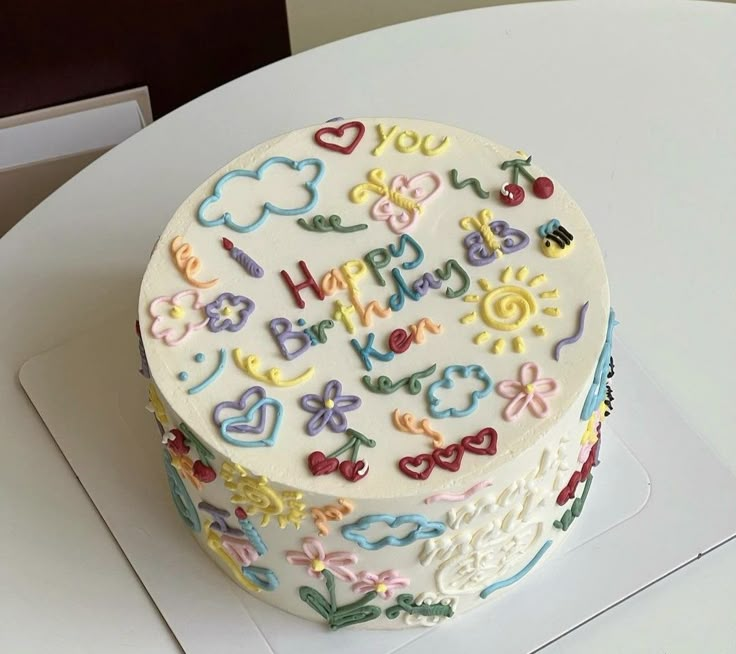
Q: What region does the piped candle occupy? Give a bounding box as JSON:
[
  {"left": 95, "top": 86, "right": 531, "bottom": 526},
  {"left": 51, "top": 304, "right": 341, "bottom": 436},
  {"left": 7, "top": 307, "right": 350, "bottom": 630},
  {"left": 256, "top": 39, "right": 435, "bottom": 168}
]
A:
[{"left": 222, "top": 238, "right": 264, "bottom": 278}]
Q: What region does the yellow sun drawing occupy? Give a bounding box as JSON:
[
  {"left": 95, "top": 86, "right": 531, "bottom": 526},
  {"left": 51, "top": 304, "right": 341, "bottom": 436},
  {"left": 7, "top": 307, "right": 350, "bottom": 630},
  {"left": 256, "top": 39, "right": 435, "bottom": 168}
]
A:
[{"left": 460, "top": 265, "right": 561, "bottom": 354}]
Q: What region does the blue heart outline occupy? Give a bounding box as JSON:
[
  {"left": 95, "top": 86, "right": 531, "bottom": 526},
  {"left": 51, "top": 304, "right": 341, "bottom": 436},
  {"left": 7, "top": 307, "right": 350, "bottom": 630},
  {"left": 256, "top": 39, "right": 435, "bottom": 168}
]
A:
[
  {"left": 197, "top": 156, "right": 326, "bottom": 233},
  {"left": 426, "top": 364, "right": 494, "bottom": 419},
  {"left": 341, "top": 513, "right": 446, "bottom": 550},
  {"left": 219, "top": 397, "right": 283, "bottom": 448}
]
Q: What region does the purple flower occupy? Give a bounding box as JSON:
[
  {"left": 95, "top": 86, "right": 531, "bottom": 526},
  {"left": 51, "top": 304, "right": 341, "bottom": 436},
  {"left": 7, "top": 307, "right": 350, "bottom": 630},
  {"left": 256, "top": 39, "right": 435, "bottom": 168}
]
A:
[
  {"left": 300, "top": 380, "right": 361, "bottom": 436},
  {"left": 204, "top": 293, "right": 254, "bottom": 332}
]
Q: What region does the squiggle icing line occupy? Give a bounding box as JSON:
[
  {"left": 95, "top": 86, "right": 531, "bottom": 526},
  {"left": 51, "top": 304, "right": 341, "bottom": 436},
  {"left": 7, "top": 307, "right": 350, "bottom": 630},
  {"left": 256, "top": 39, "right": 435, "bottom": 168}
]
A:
[
  {"left": 232, "top": 349, "right": 314, "bottom": 387},
  {"left": 392, "top": 410, "right": 444, "bottom": 448},
  {"left": 424, "top": 481, "right": 493, "bottom": 505},
  {"left": 479, "top": 539, "right": 552, "bottom": 599},
  {"left": 449, "top": 169, "right": 490, "bottom": 199},
  {"left": 171, "top": 236, "right": 218, "bottom": 288},
  {"left": 187, "top": 348, "right": 226, "bottom": 394},
  {"left": 311, "top": 499, "right": 354, "bottom": 536},
  {"left": 553, "top": 301, "right": 589, "bottom": 361}
]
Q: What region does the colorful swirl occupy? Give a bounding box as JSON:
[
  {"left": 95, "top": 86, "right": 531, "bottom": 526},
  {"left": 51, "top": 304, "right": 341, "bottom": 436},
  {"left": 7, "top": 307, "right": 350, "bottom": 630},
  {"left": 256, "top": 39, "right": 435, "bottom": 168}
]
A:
[{"left": 480, "top": 285, "right": 537, "bottom": 331}]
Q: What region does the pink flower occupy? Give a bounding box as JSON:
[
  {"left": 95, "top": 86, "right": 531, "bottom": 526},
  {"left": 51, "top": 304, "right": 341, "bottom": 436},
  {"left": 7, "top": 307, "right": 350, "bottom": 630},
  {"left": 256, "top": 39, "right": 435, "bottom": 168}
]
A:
[
  {"left": 351, "top": 570, "right": 410, "bottom": 599},
  {"left": 149, "top": 290, "right": 208, "bottom": 346},
  {"left": 285, "top": 537, "right": 357, "bottom": 582},
  {"left": 496, "top": 362, "right": 559, "bottom": 421}
]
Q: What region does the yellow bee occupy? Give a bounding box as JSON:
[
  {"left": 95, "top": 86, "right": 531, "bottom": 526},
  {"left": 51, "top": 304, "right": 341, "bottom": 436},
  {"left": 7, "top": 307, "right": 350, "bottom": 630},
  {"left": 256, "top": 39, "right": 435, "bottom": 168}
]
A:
[{"left": 539, "top": 219, "right": 574, "bottom": 258}]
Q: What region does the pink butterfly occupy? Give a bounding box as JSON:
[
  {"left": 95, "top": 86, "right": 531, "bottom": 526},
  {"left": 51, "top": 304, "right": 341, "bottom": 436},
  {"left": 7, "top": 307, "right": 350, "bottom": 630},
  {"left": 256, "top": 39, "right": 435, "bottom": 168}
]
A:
[{"left": 350, "top": 168, "right": 443, "bottom": 234}]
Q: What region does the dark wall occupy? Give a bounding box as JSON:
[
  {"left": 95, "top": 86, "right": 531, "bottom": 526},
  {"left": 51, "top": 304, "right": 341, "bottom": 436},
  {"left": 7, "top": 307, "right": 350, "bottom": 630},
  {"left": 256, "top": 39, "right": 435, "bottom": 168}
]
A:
[{"left": 0, "top": 1, "right": 291, "bottom": 118}]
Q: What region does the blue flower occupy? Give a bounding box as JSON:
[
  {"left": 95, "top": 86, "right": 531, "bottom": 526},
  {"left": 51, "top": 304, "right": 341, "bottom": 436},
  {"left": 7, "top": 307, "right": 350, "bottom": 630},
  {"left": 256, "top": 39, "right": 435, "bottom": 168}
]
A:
[
  {"left": 341, "top": 514, "right": 446, "bottom": 550},
  {"left": 426, "top": 364, "right": 494, "bottom": 419},
  {"left": 197, "top": 156, "right": 325, "bottom": 233}
]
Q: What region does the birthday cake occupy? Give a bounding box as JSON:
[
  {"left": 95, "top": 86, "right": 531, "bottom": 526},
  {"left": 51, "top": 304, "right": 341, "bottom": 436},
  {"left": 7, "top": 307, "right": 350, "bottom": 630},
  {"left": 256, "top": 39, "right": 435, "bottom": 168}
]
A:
[{"left": 137, "top": 118, "right": 615, "bottom": 630}]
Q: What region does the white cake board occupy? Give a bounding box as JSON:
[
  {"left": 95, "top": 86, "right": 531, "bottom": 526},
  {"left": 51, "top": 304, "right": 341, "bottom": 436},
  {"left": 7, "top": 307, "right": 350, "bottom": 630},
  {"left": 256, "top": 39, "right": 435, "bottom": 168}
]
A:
[{"left": 19, "top": 314, "right": 736, "bottom": 654}]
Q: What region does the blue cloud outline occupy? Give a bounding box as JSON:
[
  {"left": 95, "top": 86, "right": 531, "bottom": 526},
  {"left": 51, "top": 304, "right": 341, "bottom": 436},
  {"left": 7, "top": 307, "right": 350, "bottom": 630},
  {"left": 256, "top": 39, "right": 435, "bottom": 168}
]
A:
[
  {"left": 341, "top": 513, "right": 446, "bottom": 550},
  {"left": 197, "top": 156, "right": 325, "bottom": 233},
  {"left": 426, "top": 364, "right": 494, "bottom": 419}
]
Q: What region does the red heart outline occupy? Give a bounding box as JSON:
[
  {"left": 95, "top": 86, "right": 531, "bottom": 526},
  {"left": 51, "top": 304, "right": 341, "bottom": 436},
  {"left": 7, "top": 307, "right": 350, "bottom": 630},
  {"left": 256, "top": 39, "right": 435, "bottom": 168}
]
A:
[
  {"left": 314, "top": 121, "right": 366, "bottom": 155},
  {"left": 398, "top": 453, "right": 436, "bottom": 480},
  {"left": 461, "top": 427, "right": 498, "bottom": 456},
  {"left": 432, "top": 443, "right": 465, "bottom": 471}
]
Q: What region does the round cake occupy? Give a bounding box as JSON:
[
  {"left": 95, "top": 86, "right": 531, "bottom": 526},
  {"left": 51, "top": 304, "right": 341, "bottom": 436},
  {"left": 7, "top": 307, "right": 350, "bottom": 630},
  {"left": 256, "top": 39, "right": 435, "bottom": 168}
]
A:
[{"left": 137, "top": 117, "right": 615, "bottom": 630}]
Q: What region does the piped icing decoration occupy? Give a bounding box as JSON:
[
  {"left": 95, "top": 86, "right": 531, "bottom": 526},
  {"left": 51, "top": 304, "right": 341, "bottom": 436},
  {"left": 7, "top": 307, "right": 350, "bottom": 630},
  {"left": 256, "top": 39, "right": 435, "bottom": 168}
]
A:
[
  {"left": 213, "top": 386, "right": 283, "bottom": 447},
  {"left": 178, "top": 421, "right": 215, "bottom": 465},
  {"left": 496, "top": 362, "right": 559, "bottom": 421},
  {"left": 146, "top": 383, "right": 169, "bottom": 425},
  {"left": 498, "top": 154, "right": 554, "bottom": 207},
  {"left": 181, "top": 349, "right": 227, "bottom": 395},
  {"left": 424, "top": 480, "right": 493, "bottom": 504},
  {"left": 372, "top": 123, "right": 451, "bottom": 156},
  {"left": 221, "top": 237, "right": 264, "bottom": 278},
  {"left": 557, "top": 441, "right": 597, "bottom": 505},
  {"left": 460, "top": 209, "right": 529, "bottom": 266},
  {"left": 363, "top": 233, "right": 424, "bottom": 286},
  {"left": 352, "top": 570, "right": 410, "bottom": 599},
  {"left": 387, "top": 318, "right": 442, "bottom": 354},
  {"left": 299, "top": 569, "right": 382, "bottom": 630},
  {"left": 314, "top": 120, "right": 365, "bottom": 155},
  {"left": 311, "top": 499, "right": 354, "bottom": 536},
  {"left": 134, "top": 321, "right": 151, "bottom": 378},
  {"left": 398, "top": 427, "right": 498, "bottom": 480},
  {"left": 350, "top": 332, "right": 395, "bottom": 371},
  {"left": 554, "top": 301, "right": 589, "bottom": 361},
  {"left": 280, "top": 260, "right": 325, "bottom": 309},
  {"left": 448, "top": 169, "right": 489, "bottom": 198},
  {"left": 198, "top": 502, "right": 246, "bottom": 537},
  {"left": 221, "top": 460, "right": 306, "bottom": 528},
  {"left": 349, "top": 168, "right": 442, "bottom": 233},
  {"left": 269, "top": 317, "right": 312, "bottom": 360},
  {"left": 197, "top": 156, "right": 325, "bottom": 233},
  {"left": 286, "top": 536, "right": 358, "bottom": 581},
  {"left": 361, "top": 363, "right": 437, "bottom": 395},
  {"left": 341, "top": 514, "right": 445, "bottom": 550},
  {"left": 234, "top": 506, "right": 268, "bottom": 556},
  {"left": 539, "top": 219, "right": 574, "bottom": 258},
  {"left": 162, "top": 449, "right": 201, "bottom": 532},
  {"left": 426, "top": 364, "right": 493, "bottom": 419},
  {"left": 460, "top": 267, "right": 560, "bottom": 355},
  {"left": 392, "top": 410, "right": 444, "bottom": 448},
  {"left": 479, "top": 539, "right": 552, "bottom": 599},
  {"left": 581, "top": 309, "right": 618, "bottom": 420},
  {"left": 165, "top": 427, "right": 216, "bottom": 485},
  {"left": 388, "top": 592, "right": 456, "bottom": 624},
  {"left": 149, "top": 290, "right": 208, "bottom": 346},
  {"left": 554, "top": 474, "right": 593, "bottom": 531},
  {"left": 204, "top": 521, "right": 278, "bottom": 592},
  {"left": 297, "top": 214, "right": 368, "bottom": 233},
  {"left": 204, "top": 293, "right": 254, "bottom": 332},
  {"left": 300, "top": 380, "right": 362, "bottom": 436},
  {"left": 307, "top": 429, "right": 376, "bottom": 482},
  {"left": 232, "top": 350, "right": 314, "bottom": 387},
  {"left": 170, "top": 236, "right": 218, "bottom": 288}
]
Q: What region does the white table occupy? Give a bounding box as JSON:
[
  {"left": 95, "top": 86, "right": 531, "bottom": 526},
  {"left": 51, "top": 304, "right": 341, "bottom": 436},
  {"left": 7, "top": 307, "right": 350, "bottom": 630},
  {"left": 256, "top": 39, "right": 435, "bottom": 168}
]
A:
[{"left": 2, "top": 1, "right": 735, "bottom": 652}]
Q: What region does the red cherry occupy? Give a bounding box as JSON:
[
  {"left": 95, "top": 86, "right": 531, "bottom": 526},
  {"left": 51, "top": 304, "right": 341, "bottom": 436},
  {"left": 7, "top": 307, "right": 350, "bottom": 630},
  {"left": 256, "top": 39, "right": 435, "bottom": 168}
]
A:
[
  {"left": 339, "top": 459, "right": 368, "bottom": 482},
  {"left": 166, "top": 429, "right": 190, "bottom": 455},
  {"left": 533, "top": 176, "right": 554, "bottom": 199},
  {"left": 307, "top": 451, "right": 340, "bottom": 476},
  {"left": 499, "top": 183, "right": 525, "bottom": 206},
  {"left": 192, "top": 460, "right": 216, "bottom": 483}
]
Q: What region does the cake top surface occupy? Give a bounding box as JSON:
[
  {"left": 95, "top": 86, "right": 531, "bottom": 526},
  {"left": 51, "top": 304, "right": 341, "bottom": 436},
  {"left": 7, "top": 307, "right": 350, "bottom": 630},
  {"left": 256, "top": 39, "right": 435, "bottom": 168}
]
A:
[{"left": 138, "top": 117, "right": 610, "bottom": 499}]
